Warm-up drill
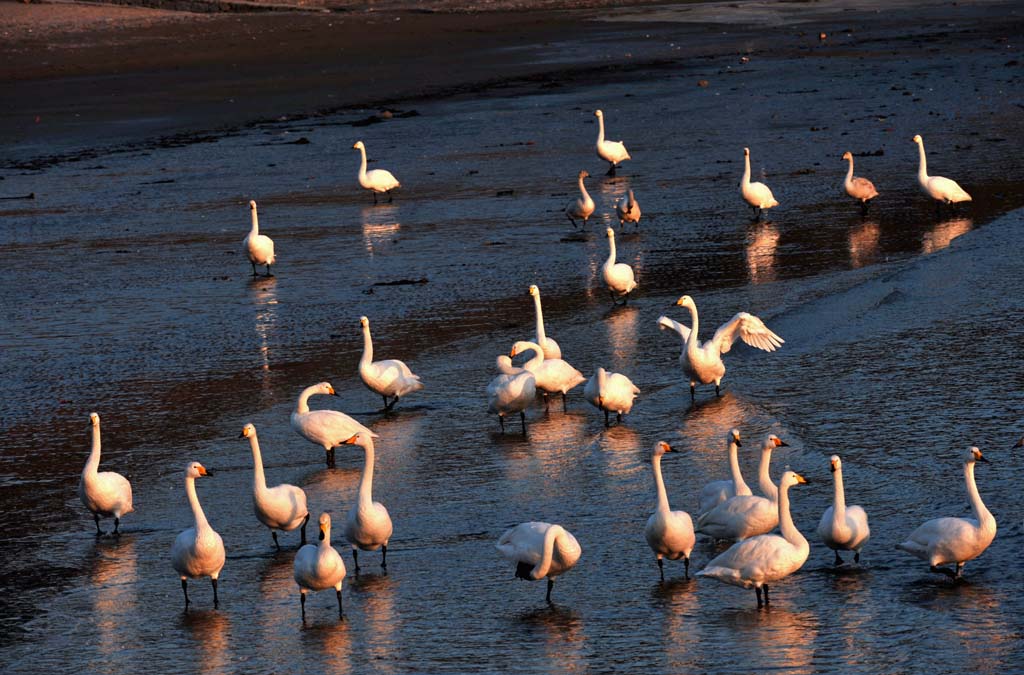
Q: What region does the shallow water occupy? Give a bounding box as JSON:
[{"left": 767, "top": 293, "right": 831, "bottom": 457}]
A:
[{"left": 3, "top": 5, "right": 1024, "bottom": 674}]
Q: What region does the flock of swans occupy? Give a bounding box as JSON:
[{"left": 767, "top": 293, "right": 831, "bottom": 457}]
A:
[{"left": 84, "top": 111, "right": 989, "bottom": 617}]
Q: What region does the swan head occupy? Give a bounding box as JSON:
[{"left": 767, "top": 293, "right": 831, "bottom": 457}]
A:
[
  {"left": 89, "top": 412, "right": 100, "bottom": 427},
  {"left": 318, "top": 512, "right": 331, "bottom": 541},
  {"left": 579, "top": 169, "right": 590, "bottom": 180},
  {"left": 730, "top": 428, "right": 742, "bottom": 447},
  {"left": 240, "top": 423, "right": 257, "bottom": 439},
  {"left": 594, "top": 109, "right": 603, "bottom": 118},
  {"left": 360, "top": 316, "right": 370, "bottom": 328},
  {"left": 779, "top": 470, "right": 808, "bottom": 488},
  {"left": 528, "top": 284, "right": 540, "bottom": 297},
  {"left": 353, "top": 140, "right": 365, "bottom": 150},
  {"left": 344, "top": 432, "right": 373, "bottom": 448},
  {"left": 249, "top": 200, "right": 257, "bottom": 210},
  {"left": 842, "top": 151, "right": 852, "bottom": 161},
  {"left": 185, "top": 461, "right": 212, "bottom": 479},
  {"left": 509, "top": 341, "right": 540, "bottom": 359},
  {"left": 766, "top": 434, "right": 789, "bottom": 449},
  {"left": 743, "top": 147, "right": 750, "bottom": 157},
  {"left": 829, "top": 455, "right": 841, "bottom": 473},
  {"left": 674, "top": 295, "right": 695, "bottom": 309},
  {"left": 314, "top": 382, "right": 338, "bottom": 397},
  {"left": 606, "top": 227, "right": 615, "bottom": 238},
  {"left": 652, "top": 440, "right": 675, "bottom": 457},
  {"left": 912, "top": 134, "right": 923, "bottom": 145},
  {"left": 966, "top": 446, "right": 990, "bottom": 465}
]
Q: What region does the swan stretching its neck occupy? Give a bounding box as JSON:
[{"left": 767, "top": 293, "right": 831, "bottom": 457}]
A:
[
  {"left": 697, "top": 429, "right": 749, "bottom": 518},
  {"left": 817, "top": 455, "right": 870, "bottom": 565},
  {"left": 740, "top": 147, "right": 779, "bottom": 220},
  {"left": 842, "top": 152, "right": 879, "bottom": 215},
  {"left": 170, "top": 461, "right": 225, "bottom": 609},
  {"left": 79, "top": 413, "right": 133, "bottom": 536},
  {"left": 343, "top": 433, "right": 393, "bottom": 572},
  {"left": 510, "top": 340, "right": 585, "bottom": 411},
  {"left": 603, "top": 227, "right": 638, "bottom": 304},
  {"left": 244, "top": 200, "right": 275, "bottom": 277},
  {"left": 291, "top": 382, "right": 377, "bottom": 466},
  {"left": 757, "top": 434, "right": 788, "bottom": 502},
  {"left": 241, "top": 423, "right": 309, "bottom": 549},
  {"left": 358, "top": 315, "right": 424, "bottom": 411},
  {"left": 353, "top": 140, "right": 401, "bottom": 204},
  {"left": 487, "top": 355, "right": 537, "bottom": 433},
  {"left": 594, "top": 109, "right": 631, "bottom": 176},
  {"left": 293, "top": 513, "right": 347, "bottom": 620},
  {"left": 913, "top": 134, "right": 971, "bottom": 210},
  {"left": 496, "top": 522, "right": 582, "bottom": 602},
  {"left": 615, "top": 189, "right": 641, "bottom": 229},
  {"left": 527, "top": 285, "right": 561, "bottom": 359},
  {"left": 583, "top": 366, "right": 640, "bottom": 426},
  {"left": 897, "top": 447, "right": 995, "bottom": 579},
  {"left": 645, "top": 441, "right": 695, "bottom": 579},
  {"left": 565, "top": 170, "right": 595, "bottom": 227}
]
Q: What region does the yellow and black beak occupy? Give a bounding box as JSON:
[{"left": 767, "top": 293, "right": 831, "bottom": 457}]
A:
[
  {"left": 343, "top": 435, "right": 359, "bottom": 445},
  {"left": 794, "top": 473, "right": 808, "bottom": 484},
  {"left": 319, "top": 524, "right": 326, "bottom": 541},
  {"left": 776, "top": 439, "right": 789, "bottom": 447},
  {"left": 829, "top": 461, "right": 837, "bottom": 473}
]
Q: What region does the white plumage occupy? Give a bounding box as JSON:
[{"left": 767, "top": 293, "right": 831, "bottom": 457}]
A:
[
  {"left": 594, "top": 109, "right": 631, "bottom": 175},
  {"left": 602, "top": 227, "right": 638, "bottom": 303},
  {"left": 293, "top": 513, "right": 347, "bottom": 620},
  {"left": 583, "top": 367, "right": 639, "bottom": 426},
  {"left": 343, "top": 432, "right": 393, "bottom": 572},
  {"left": 697, "top": 428, "right": 750, "bottom": 518},
  {"left": 510, "top": 340, "right": 585, "bottom": 410},
  {"left": 353, "top": 140, "right": 401, "bottom": 203},
  {"left": 565, "top": 170, "right": 595, "bottom": 227},
  {"left": 841, "top": 152, "right": 879, "bottom": 211},
  {"left": 358, "top": 315, "right": 424, "bottom": 410},
  {"left": 644, "top": 441, "right": 695, "bottom": 580},
  {"left": 243, "top": 200, "right": 276, "bottom": 277},
  {"left": 290, "top": 382, "right": 377, "bottom": 466},
  {"left": 79, "top": 412, "right": 133, "bottom": 536},
  {"left": 526, "top": 284, "right": 561, "bottom": 359},
  {"left": 740, "top": 147, "right": 779, "bottom": 219},
  {"left": 496, "top": 521, "right": 581, "bottom": 602},
  {"left": 170, "top": 461, "right": 225, "bottom": 609},
  {"left": 487, "top": 355, "right": 537, "bottom": 433},
  {"left": 241, "top": 423, "right": 309, "bottom": 549},
  {"left": 614, "top": 189, "right": 641, "bottom": 228},
  {"left": 817, "top": 455, "right": 870, "bottom": 565},
  {"left": 913, "top": 134, "right": 971, "bottom": 205}
]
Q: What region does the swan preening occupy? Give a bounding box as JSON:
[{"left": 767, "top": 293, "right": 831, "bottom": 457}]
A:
[
  {"left": 697, "top": 429, "right": 749, "bottom": 518},
  {"left": 698, "top": 471, "right": 810, "bottom": 607},
  {"left": 740, "top": 147, "right": 779, "bottom": 220},
  {"left": 565, "top": 170, "right": 595, "bottom": 227},
  {"left": 644, "top": 442, "right": 695, "bottom": 580},
  {"left": 79, "top": 413, "right": 133, "bottom": 535},
  {"left": 660, "top": 295, "right": 783, "bottom": 401},
  {"left": 240, "top": 423, "right": 309, "bottom": 549},
  {"left": 510, "top": 340, "right": 585, "bottom": 411},
  {"left": 897, "top": 447, "right": 995, "bottom": 579},
  {"left": 293, "top": 513, "right": 347, "bottom": 620},
  {"left": 526, "top": 285, "right": 561, "bottom": 360},
  {"left": 496, "top": 521, "right": 582, "bottom": 602},
  {"left": 603, "top": 227, "right": 638, "bottom": 304},
  {"left": 291, "top": 382, "right": 377, "bottom": 466},
  {"left": 583, "top": 367, "right": 639, "bottom": 426},
  {"left": 354, "top": 140, "right": 401, "bottom": 203},
  {"left": 594, "top": 109, "right": 631, "bottom": 176},
  {"left": 243, "top": 200, "right": 276, "bottom": 277},
  {"left": 817, "top": 455, "right": 870, "bottom": 565},
  {"left": 359, "top": 315, "right": 424, "bottom": 411},
  {"left": 913, "top": 134, "right": 971, "bottom": 209},
  {"left": 841, "top": 152, "right": 879, "bottom": 215},
  {"left": 170, "top": 461, "right": 225, "bottom": 609},
  {"left": 343, "top": 433, "right": 393, "bottom": 572},
  {"left": 487, "top": 355, "right": 537, "bottom": 433},
  {"left": 614, "top": 189, "right": 641, "bottom": 229}
]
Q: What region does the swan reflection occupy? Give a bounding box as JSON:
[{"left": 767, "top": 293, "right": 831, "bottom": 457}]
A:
[
  {"left": 746, "top": 221, "right": 779, "bottom": 284},
  {"left": 180, "top": 609, "right": 232, "bottom": 675},
  {"left": 847, "top": 220, "right": 879, "bottom": 269},
  {"left": 516, "top": 604, "right": 586, "bottom": 672},
  {"left": 350, "top": 573, "right": 397, "bottom": 673},
  {"left": 91, "top": 537, "right": 138, "bottom": 658},
  {"left": 248, "top": 276, "right": 278, "bottom": 387},
  {"left": 361, "top": 204, "right": 402, "bottom": 257},
  {"left": 603, "top": 304, "right": 640, "bottom": 367},
  {"left": 922, "top": 217, "right": 971, "bottom": 254}
]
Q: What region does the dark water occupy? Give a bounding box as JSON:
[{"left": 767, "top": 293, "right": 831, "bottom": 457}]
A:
[{"left": 3, "top": 4, "right": 1024, "bottom": 674}]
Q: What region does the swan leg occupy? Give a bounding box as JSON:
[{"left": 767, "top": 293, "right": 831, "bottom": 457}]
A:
[
  {"left": 562, "top": 392, "right": 568, "bottom": 412},
  {"left": 755, "top": 585, "right": 763, "bottom": 608},
  {"left": 383, "top": 395, "right": 390, "bottom": 411},
  {"left": 684, "top": 556, "right": 690, "bottom": 580},
  {"left": 854, "top": 551, "right": 860, "bottom": 564},
  {"left": 763, "top": 584, "right": 770, "bottom": 606},
  {"left": 657, "top": 557, "right": 664, "bottom": 581},
  {"left": 301, "top": 513, "right": 310, "bottom": 546},
  {"left": 929, "top": 565, "right": 957, "bottom": 579},
  {"left": 181, "top": 579, "right": 190, "bottom": 609},
  {"left": 381, "top": 545, "right": 388, "bottom": 570},
  {"left": 387, "top": 190, "right": 393, "bottom": 203},
  {"left": 955, "top": 562, "right": 964, "bottom": 578},
  {"left": 300, "top": 591, "right": 306, "bottom": 620},
  {"left": 546, "top": 578, "right": 554, "bottom": 603},
  {"left": 604, "top": 410, "right": 610, "bottom": 427},
  {"left": 690, "top": 383, "right": 696, "bottom": 402},
  {"left": 715, "top": 384, "right": 721, "bottom": 397},
  {"left": 272, "top": 530, "right": 280, "bottom": 551},
  {"left": 860, "top": 200, "right": 869, "bottom": 217},
  {"left": 543, "top": 394, "right": 550, "bottom": 412},
  {"left": 212, "top": 578, "right": 219, "bottom": 609},
  {"left": 616, "top": 412, "right": 623, "bottom": 425},
  {"left": 606, "top": 163, "right": 616, "bottom": 177},
  {"left": 834, "top": 550, "right": 843, "bottom": 566},
  {"left": 498, "top": 414, "right": 506, "bottom": 433},
  {"left": 93, "top": 513, "right": 103, "bottom": 535},
  {"left": 520, "top": 411, "right": 527, "bottom": 434},
  {"left": 326, "top": 448, "right": 335, "bottom": 467},
  {"left": 250, "top": 261, "right": 258, "bottom": 277},
  {"left": 336, "top": 589, "right": 344, "bottom": 619},
  {"left": 566, "top": 212, "right": 577, "bottom": 228},
  {"left": 373, "top": 192, "right": 378, "bottom": 205},
  {"left": 113, "top": 517, "right": 121, "bottom": 536},
  {"left": 352, "top": 548, "right": 360, "bottom": 574}
]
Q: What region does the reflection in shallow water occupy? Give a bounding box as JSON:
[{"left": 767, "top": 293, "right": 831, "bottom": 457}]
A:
[
  {"left": 248, "top": 276, "right": 279, "bottom": 390},
  {"left": 652, "top": 577, "right": 700, "bottom": 669},
  {"left": 300, "top": 621, "right": 353, "bottom": 675},
  {"left": 603, "top": 304, "right": 640, "bottom": 367},
  {"left": 715, "top": 606, "right": 819, "bottom": 674},
  {"left": 361, "top": 205, "right": 402, "bottom": 257},
  {"left": 516, "top": 604, "right": 586, "bottom": 673},
  {"left": 351, "top": 573, "right": 397, "bottom": 674},
  {"left": 922, "top": 217, "right": 971, "bottom": 254},
  {"left": 848, "top": 221, "right": 880, "bottom": 269},
  {"left": 180, "top": 609, "right": 232, "bottom": 675},
  {"left": 506, "top": 411, "right": 589, "bottom": 486},
  {"left": 91, "top": 537, "right": 138, "bottom": 660},
  {"left": 746, "top": 221, "right": 779, "bottom": 284}
]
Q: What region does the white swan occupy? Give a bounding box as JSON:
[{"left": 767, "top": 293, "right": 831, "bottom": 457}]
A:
[
  {"left": 740, "top": 147, "right": 779, "bottom": 220},
  {"left": 756, "top": 434, "right": 788, "bottom": 502},
  {"left": 696, "top": 472, "right": 779, "bottom": 542},
  {"left": 291, "top": 382, "right": 377, "bottom": 467},
  {"left": 526, "top": 284, "right": 561, "bottom": 359},
  {"left": 240, "top": 423, "right": 309, "bottom": 549},
  {"left": 583, "top": 367, "right": 640, "bottom": 426},
  {"left": 614, "top": 189, "right": 641, "bottom": 229},
  {"left": 293, "top": 513, "right": 347, "bottom": 620},
  {"left": 359, "top": 315, "right": 424, "bottom": 411},
  {"left": 342, "top": 432, "right": 393, "bottom": 572},
  {"left": 79, "top": 412, "right": 133, "bottom": 536},
  {"left": 170, "top": 461, "right": 225, "bottom": 609},
  {"left": 697, "top": 429, "right": 749, "bottom": 518},
  {"left": 353, "top": 140, "right": 400, "bottom": 203},
  {"left": 594, "top": 109, "right": 631, "bottom": 176},
  {"left": 661, "top": 295, "right": 783, "bottom": 401},
  {"left": 487, "top": 355, "right": 537, "bottom": 433},
  {"left": 897, "top": 447, "right": 995, "bottom": 579},
  {"left": 565, "top": 170, "right": 595, "bottom": 227},
  {"left": 697, "top": 471, "right": 810, "bottom": 607},
  {"left": 510, "top": 340, "right": 585, "bottom": 411},
  {"left": 603, "top": 227, "right": 638, "bottom": 303},
  {"left": 244, "top": 200, "right": 276, "bottom": 277},
  {"left": 841, "top": 152, "right": 879, "bottom": 214},
  {"left": 913, "top": 134, "right": 971, "bottom": 207},
  {"left": 817, "top": 455, "right": 870, "bottom": 565},
  {"left": 496, "top": 521, "right": 582, "bottom": 602},
  {"left": 644, "top": 441, "right": 695, "bottom": 580}
]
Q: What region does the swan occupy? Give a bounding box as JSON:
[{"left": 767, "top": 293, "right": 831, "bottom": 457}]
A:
[
  {"left": 740, "top": 147, "right": 779, "bottom": 220},
  {"left": 565, "top": 170, "right": 595, "bottom": 227},
  {"left": 603, "top": 227, "right": 638, "bottom": 304},
  {"left": 817, "top": 455, "right": 870, "bottom": 565},
  {"left": 291, "top": 382, "right": 377, "bottom": 467},
  {"left": 594, "top": 109, "right": 631, "bottom": 176},
  {"left": 913, "top": 134, "right": 971, "bottom": 209},
  {"left": 697, "top": 429, "right": 749, "bottom": 518},
  {"left": 644, "top": 441, "right": 696, "bottom": 580},
  {"left": 487, "top": 355, "right": 537, "bottom": 433},
  {"left": 293, "top": 513, "right": 347, "bottom": 620},
  {"left": 661, "top": 295, "right": 783, "bottom": 401},
  {"left": 696, "top": 471, "right": 779, "bottom": 542},
  {"left": 342, "top": 432, "right": 393, "bottom": 572},
  {"left": 841, "top": 152, "right": 879, "bottom": 215},
  {"left": 697, "top": 471, "right": 810, "bottom": 607},
  {"left": 526, "top": 284, "right": 561, "bottom": 359},
  {"left": 614, "top": 189, "right": 641, "bottom": 229},
  {"left": 359, "top": 315, "right": 424, "bottom": 411},
  {"left": 170, "top": 461, "right": 225, "bottom": 609},
  {"left": 756, "top": 434, "right": 789, "bottom": 502},
  {"left": 244, "top": 200, "right": 275, "bottom": 277},
  {"left": 583, "top": 367, "right": 640, "bottom": 426},
  {"left": 240, "top": 423, "right": 309, "bottom": 550},
  {"left": 79, "top": 412, "right": 133, "bottom": 536},
  {"left": 510, "top": 340, "right": 585, "bottom": 411},
  {"left": 353, "top": 140, "right": 400, "bottom": 203},
  {"left": 496, "top": 521, "right": 581, "bottom": 602},
  {"left": 897, "top": 447, "right": 995, "bottom": 579}
]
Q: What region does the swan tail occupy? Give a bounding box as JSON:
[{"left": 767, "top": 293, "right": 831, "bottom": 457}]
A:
[
  {"left": 896, "top": 540, "right": 928, "bottom": 559},
  {"left": 696, "top": 565, "right": 746, "bottom": 586}
]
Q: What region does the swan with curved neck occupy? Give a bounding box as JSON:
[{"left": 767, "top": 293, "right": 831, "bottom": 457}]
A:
[
  {"left": 603, "top": 227, "right": 638, "bottom": 304},
  {"left": 487, "top": 354, "right": 537, "bottom": 433},
  {"left": 170, "top": 461, "right": 225, "bottom": 609},
  {"left": 510, "top": 340, "right": 585, "bottom": 411},
  {"left": 293, "top": 513, "right": 347, "bottom": 620},
  {"left": 645, "top": 442, "right": 695, "bottom": 579},
  {"left": 527, "top": 285, "right": 561, "bottom": 359},
  {"left": 241, "top": 423, "right": 309, "bottom": 549},
  {"left": 897, "top": 447, "right": 995, "bottom": 579},
  {"left": 615, "top": 189, "right": 641, "bottom": 229},
  {"left": 697, "top": 471, "right": 810, "bottom": 607},
  {"left": 496, "top": 521, "right": 582, "bottom": 602},
  {"left": 565, "top": 170, "right": 595, "bottom": 227},
  {"left": 913, "top": 134, "right": 971, "bottom": 209},
  {"left": 696, "top": 468, "right": 780, "bottom": 542},
  {"left": 594, "top": 109, "right": 631, "bottom": 176},
  {"left": 243, "top": 200, "right": 276, "bottom": 277},
  {"left": 698, "top": 429, "right": 749, "bottom": 517},
  {"left": 353, "top": 140, "right": 401, "bottom": 203},
  {"left": 79, "top": 412, "right": 133, "bottom": 536},
  {"left": 841, "top": 152, "right": 879, "bottom": 215},
  {"left": 343, "top": 433, "right": 393, "bottom": 572},
  {"left": 358, "top": 315, "right": 424, "bottom": 411},
  {"left": 757, "top": 434, "right": 788, "bottom": 502},
  {"left": 817, "top": 455, "right": 870, "bottom": 565},
  {"left": 291, "top": 382, "right": 377, "bottom": 466},
  {"left": 740, "top": 147, "right": 779, "bottom": 220},
  {"left": 583, "top": 366, "right": 640, "bottom": 426}
]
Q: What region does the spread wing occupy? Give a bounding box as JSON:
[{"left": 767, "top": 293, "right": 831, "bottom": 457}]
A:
[
  {"left": 657, "top": 315, "right": 691, "bottom": 343},
  {"left": 712, "top": 312, "right": 783, "bottom": 354}
]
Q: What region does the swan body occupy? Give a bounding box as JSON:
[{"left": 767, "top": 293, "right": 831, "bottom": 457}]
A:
[
  {"left": 697, "top": 429, "right": 749, "bottom": 517},
  {"left": 603, "top": 227, "right": 637, "bottom": 303},
  {"left": 359, "top": 316, "right": 424, "bottom": 410},
  {"left": 243, "top": 200, "right": 276, "bottom": 277},
  {"left": 565, "top": 170, "right": 595, "bottom": 227},
  {"left": 614, "top": 189, "right": 641, "bottom": 229},
  {"left": 241, "top": 423, "right": 309, "bottom": 549},
  {"left": 526, "top": 284, "right": 561, "bottom": 359},
  {"left": 594, "top": 109, "right": 630, "bottom": 175},
  {"left": 496, "top": 521, "right": 581, "bottom": 602},
  {"left": 353, "top": 140, "right": 400, "bottom": 203},
  {"left": 293, "top": 513, "right": 347, "bottom": 619},
  {"left": 343, "top": 433, "right": 393, "bottom": 571},
  {"left": 698, "top": 471, "right": 810, "bottom": 607},
  {"left": 913, "top": 134, "right": 971, "bottom": 205},
  {"left": 740, "top": 147, "right": 779, "bottom": 219},
  {"left": 662, "top": 295, "right": 783, "bottom": 400},
  {"left": 696, "top": 488, "right": 779, "bottom": 542},
  {"left": 841, "top": 152, "right": 879, "bottom": 212},
  {"left": 897, "top": 447, "right": 995, "bottom": 578},
  {"left": 79, "top": 412, "right": 133, "bottom": 535},
  {"left": 170, "top": 461, "right": 225, "bottom": 608},
  {"left": 487, "top": 355, "right": 537, "bottom": 433},
  {"left": 644, "top": 441, "right": 695, "bottom": 579},
  {"left": 291, "top": 382, "right": 377, "bottom": 466},
  {"left": 510, "top": 341, "right": 585, "bottom": 409},
  {"left": 583, "top": 367, "right": 639, "bottom": 426},
  {"left": 817, "top": 455, "right": 870, "bottom": 565}
]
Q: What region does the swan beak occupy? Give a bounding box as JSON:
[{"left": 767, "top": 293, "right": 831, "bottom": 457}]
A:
[
  {"left": 663, "top": 443, "right": 675, "bottom": 453},
  {"left": 329, "top": 387, "right": 339, "bottom": 397},
  {"left": 509, "top": 347, "right": 518, "bottom": 358},
  {"left": 200, "top": 467, "right": 214, "bottom": 477},
  {"left": 777, "top": 439, "right": 789, "bottom": 447},
  {"left": 830, "top": 462, "right": 837, "bottom": 473},
  {"left": 735, "top": 438, "right": 742, "bottom": 447},
  {"left": 343, "top": 435, "right": 358, "bottom": 445},
  {"left": 1012, "top": 438, "right": 1024, "bottom": 449},
  {"left": 977, "top": 455, "right": 991, "bottom": 464},
  {"left": 794, "top": 473, "right": 808, "bottom": 484},
  {"left": 319, "top": 525, "right": 326, "bottom": 541}
]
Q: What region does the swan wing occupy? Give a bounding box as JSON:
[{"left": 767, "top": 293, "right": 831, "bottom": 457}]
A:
[
  {"left": 928, "top": 176, "right": 971, "bottom": 202},
  {"left": 657, "top": 315, "right": 692, "bottom": 343},
  {"left": 496, "top": 522, "right": 549, "bottom": 564},
  {"left": 295, "top": 410, "right": 377, "bottom": 443},
  {"left": 698, "top": 479, "right": 734, "bottom": 516},
  {"left": 712, "top": 312, "right": 784, "bottom": 354},
  {"left": 365, "top": 168, "right": 400, "bottom": 191}
]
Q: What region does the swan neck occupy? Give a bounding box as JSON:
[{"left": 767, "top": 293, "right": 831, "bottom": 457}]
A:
[
  {"left": 578, "top": 175, "right": 591, "bottom": 201},
  {"left": 917, "top": 141, "right": 928, "bottom": 181},
  {"left": 320, "top": 525, "right": 332, "bottom": 548},
  {"left": 606, "top": 233, "right": 617, "bottom": 265},
  {"left": 296, "top": 385, "right": 315, "bottom": 414},
  {"left": 533, "top": 293, "right": 547, "bottom": 346},
  {"left": 727, "top": 440, "right": 750, "bottom": 494},
  {"left": 831, "top": 468, "right": 846, "bottom": 518},
  {"left": 533, "top": 524, "right": 564, "bottom": 579},
  {"left": 845, "top": 157, "right": 854, "bottom": 184},
  {"left": 360, "top": 323, "right": 373, "bottom": 369},
  {"left": 742, "top": 152, "right": 751, "bottom": 186},
  {"left": 520, "top": 342, "right": 545, "bottom": 370},
  {"left": 964, "top": 461, "right": 992, "bottom": 525},
  {"left": 186, "top": 475, "right": 211, "bottom": 532},
  {"left": 758, "top": 449, "right": 778, "bottom": 501},
  {"left": 84, "top": 423, "right": 102, "bottom": 477},
  {"left": 249, "top": 434, "right": 267, "bottom": 492},
  {"left": 685, "top": 303, "right": 700, "bottom": 349},
  {"left": 357, "top": 145, "right": 368, "bottom": 179},
  {"left": 653, "top": 454, "right": 670, "bottom": 513},
  {"left": 250, "top": 206, "right": 259, "bottom": 236},
  {"left": 778, "top": 480, "right": 806, "bottom": 547},
  {"left": 596, "top": 115, "right": 605, "bottom": 144},
  {"left": 357, "top": 440, "right": 376, "bottom": 507}
]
